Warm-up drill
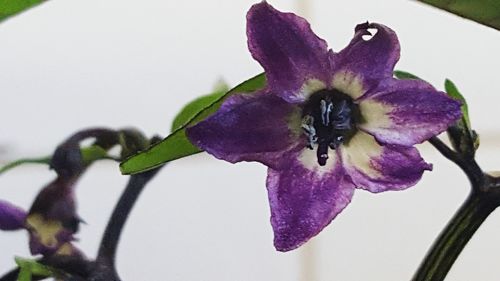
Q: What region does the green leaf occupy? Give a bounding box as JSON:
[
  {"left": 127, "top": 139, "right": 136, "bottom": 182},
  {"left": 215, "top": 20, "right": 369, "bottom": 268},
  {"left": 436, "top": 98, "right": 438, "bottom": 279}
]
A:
[
  {"left": 0, "top": 0, "right": 47, "bottom": 22},
  {"left": 443, "top": 79, "right": 477, "bottom": 156},
  {"left": 15, "top": 257, "right": 53, "bottom": 281},
  {"left": 444, "top": 79, "right": 470, "bottom": 128},
  {"left": 394, "top": 70, "right": 422, "bottom": 80},
  {"left": 171, "top": 82, "right": 230, "bottom": 132},
  {"left": 418, "top": 0, "right": 500, "bottom": 31},
  {"left": 120, "top": 73, "right": 266, "bottom": 175}
]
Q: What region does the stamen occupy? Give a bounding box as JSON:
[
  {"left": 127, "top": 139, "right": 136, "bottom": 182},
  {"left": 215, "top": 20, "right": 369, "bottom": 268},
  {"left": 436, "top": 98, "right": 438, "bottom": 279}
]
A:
[
  {"left": 320, "top": 99, "right": 333, "bottom": 126},
  {"left": 333, "top": 100, "right": 347, "bottom": 115},
  {"left": 301, "top": 89, "right": 359, "bottom": 166},
  {"left": 327, "top": 102, "right": 333, "bottom": 124},
  {"left": 301, "top": 115, "right": 317, "bottom": 149},
  {"left": 333, "top": 100, "right": 352, "bottom": 130}
]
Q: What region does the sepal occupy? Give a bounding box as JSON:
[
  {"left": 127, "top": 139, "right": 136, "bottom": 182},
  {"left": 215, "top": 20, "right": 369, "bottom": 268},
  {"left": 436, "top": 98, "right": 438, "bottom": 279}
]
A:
[{"left": 444, "top": 79, "right": 477, "bottom": 158}]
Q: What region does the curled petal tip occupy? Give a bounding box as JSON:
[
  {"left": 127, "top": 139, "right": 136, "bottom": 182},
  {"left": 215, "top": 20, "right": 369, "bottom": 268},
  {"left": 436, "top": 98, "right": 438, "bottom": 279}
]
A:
[{"left": 354, "top": 21, "right": 370, "bottom": 33}]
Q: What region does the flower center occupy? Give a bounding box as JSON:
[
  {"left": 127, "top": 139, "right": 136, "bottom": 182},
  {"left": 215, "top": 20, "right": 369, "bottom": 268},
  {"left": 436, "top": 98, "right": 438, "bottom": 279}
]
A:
[{"left": 301, "top": 89, "right": 359, "bottom": 166}]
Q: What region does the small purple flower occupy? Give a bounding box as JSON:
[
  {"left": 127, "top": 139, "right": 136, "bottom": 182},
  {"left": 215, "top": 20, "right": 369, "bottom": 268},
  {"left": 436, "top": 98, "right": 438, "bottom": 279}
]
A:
[
  {"left": 0, "top": 177, "right": 82, "bottom": 257},
  {"left": 26, "top": 176, "right": 81, "bottom": 256},
  {"left": 0, "top": 191, "right": 81, "bottom": 257},
  {"left": 187, "top": 2, "right": 461, "bottom": 251},
  {"left": 0, "top": 130, "right": 98, "bottom": 257}
]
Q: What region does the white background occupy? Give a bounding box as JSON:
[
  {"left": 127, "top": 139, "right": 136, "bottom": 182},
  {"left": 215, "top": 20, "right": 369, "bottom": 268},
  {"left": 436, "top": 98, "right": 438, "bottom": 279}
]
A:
[{"left": 1, "top": 0, "right": 500, "bottom": 280}]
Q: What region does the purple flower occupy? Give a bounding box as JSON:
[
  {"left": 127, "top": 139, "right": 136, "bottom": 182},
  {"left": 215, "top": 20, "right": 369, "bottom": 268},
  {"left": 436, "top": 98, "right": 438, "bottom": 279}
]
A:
[
  {"left": 26, "top": 176, "right": 81, "bottom": 256},
  {"left": 187, "top": 2, "right": 461, "bottom": 251},
  {"left": 22, "top": 139, "right": 86, "bottom": 257},
  {"left": 0, "top": 131, "right": 94, "bottom": 257},
  {"left": 0, "top": 177, "right": 82, "bottom": 257}
]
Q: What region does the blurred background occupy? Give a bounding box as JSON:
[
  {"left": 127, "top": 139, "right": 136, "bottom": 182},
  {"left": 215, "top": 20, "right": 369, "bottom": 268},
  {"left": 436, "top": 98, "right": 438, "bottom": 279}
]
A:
[{"left": 1, "top": 0, "right": 499, "bottom": 280}]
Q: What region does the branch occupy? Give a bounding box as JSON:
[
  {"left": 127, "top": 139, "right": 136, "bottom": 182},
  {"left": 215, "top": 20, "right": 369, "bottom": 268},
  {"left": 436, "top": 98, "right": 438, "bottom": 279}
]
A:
[
  {"left": 428, "top": 136, "right": 484, "bottom": 186},
  {"left": 412, "top": 191, "right": 497, "bottom": 281},
  {"left": 96, "top": 166, "right": 164, "bottom": 267},
  {"left": 413, "top": 136, "right": 500, "bottom": 280}
]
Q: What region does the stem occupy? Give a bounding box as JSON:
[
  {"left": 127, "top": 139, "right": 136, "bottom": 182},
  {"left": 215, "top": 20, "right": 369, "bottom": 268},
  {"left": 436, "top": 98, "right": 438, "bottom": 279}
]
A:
[
  {"left": 413, "top": 137, "right": 500, "bottom": 281},
  {"left": 96, "top": 167, "right": 163, "bottom": 265},
  {"left": 412, "top": 191, "right": 497, "bottom": 281},
  {"left": 428, "top": 137, "right": 483, "bottom": 186},
  {"left": 65, "top": 128, "right": 118, "bottom": 146},
  {"left": 0, "top": 268, "right": 20, "bottom": 281}
]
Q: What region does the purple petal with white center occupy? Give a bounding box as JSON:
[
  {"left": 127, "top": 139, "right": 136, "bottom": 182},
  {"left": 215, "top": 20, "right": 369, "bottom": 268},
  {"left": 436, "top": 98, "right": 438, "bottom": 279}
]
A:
[
  {"left": 247, "top": 2, "right": 332, "bottom": 103},
  {"left": 187, "top": 91, "right": 303, "bottom": 170},
  {"left": 333, "top": 22, "right": 400, "bottom": 90},
  {"left": 358, "top": 78, "right": 462, "bottom": 146},
  {"left": 266, "top": 148, "right": 355, "bottom": 251},
  {"left": 341, "top": 131, "right": 432, "bottom": 193},
  {"left": 0, "top": 200, "right": 26, "bottom": 231}
]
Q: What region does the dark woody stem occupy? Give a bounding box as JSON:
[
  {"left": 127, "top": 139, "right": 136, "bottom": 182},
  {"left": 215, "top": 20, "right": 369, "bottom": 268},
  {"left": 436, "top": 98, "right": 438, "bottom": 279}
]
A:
[
  {"left": 94, "top": 133, "right": 160, "bottom": 279},
  {"left": 427, "top": 137, "right": 483, "bottom": 187},
  {"left": 97, "top": 166, "right": 163, "bottom": 267},
  {"left": 0, "top": 269, "right": 19, "bottom": 281},
  {"left": 412, "top": 137, "right": 500, "bottom": 281},
  {"left": 412, "top": 190, "right": 497, "bottom": 281},
  {"left": 64, "top": 128, "right": 118, "bottom": 147}
]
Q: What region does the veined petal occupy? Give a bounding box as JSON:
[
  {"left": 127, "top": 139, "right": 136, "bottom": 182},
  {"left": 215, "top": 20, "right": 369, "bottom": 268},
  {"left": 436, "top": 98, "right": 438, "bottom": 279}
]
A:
[
  {"left": 0, "top": 200, "right": 26, "bottom": 231},
  {"left": 186, "top": 91, "right": 303, "bottom": 170},
  {"left": 341, "top": 131, "right": 432, "bottom": 193},
  {"left": 332, "top": 23, "right": 400, "bottom": 96},
  {"left": 267, "top": 149, "right": 354, "bottom": 251},
  {"left": 358, "top": 79, "right": 462, "bottom": 146},
  {"left": 247, "top": 2, "right": 332, "bottom": 103}
]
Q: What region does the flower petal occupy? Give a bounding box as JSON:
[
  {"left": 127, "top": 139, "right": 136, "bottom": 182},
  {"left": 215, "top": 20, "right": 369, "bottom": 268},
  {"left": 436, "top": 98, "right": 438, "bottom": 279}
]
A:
[
  {"left": 247, "top": 2, "right": 332, "bottom": 103},
  {"left": 358, "top": 79, "right": 462, "bottom": 146},
  {"left": 341, "top": 131, "right": 432, "bottom": 193},
  {"left": 27, "top": 177, "right": 80, "bottom": 256},
  {"left": 29, "top": 178, "right": 78, "bottom": 228},
  {"left": 334, "top": 22, "right": 399, "bottom": 82},
  {"left": 266, "top": 149, "right": 354, "bottom": 251},
  {"left": 27, "top": 213, "right": 75, "bottom": 256},
  {"left": 0, "top": 200, "right": 26, "bottom": 231},
  {"left": 186, "top": 91, "right": 302, "bottom": 170}
]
